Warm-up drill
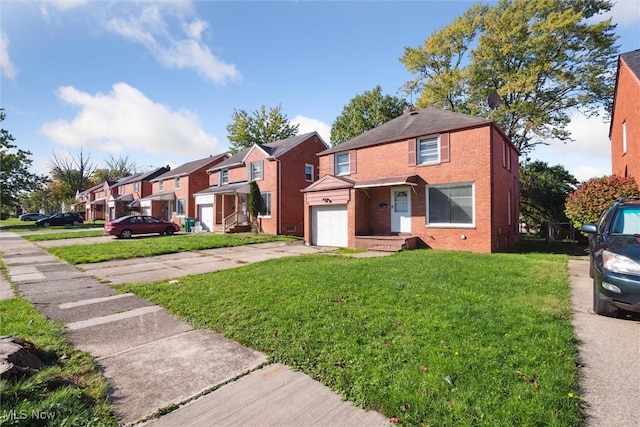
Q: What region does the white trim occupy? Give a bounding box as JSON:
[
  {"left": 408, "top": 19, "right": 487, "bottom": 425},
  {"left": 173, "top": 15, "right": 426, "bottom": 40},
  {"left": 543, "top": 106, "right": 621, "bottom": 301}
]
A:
[
  {"left": 425, "top": 182, "right": 475, "bottom": 227},
  {"left": 417, "top": 134, "right": 440, "bottom": 165}
]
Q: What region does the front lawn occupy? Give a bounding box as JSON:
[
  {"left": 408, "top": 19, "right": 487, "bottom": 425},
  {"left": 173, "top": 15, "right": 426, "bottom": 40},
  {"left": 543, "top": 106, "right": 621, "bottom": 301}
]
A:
[
  {"left": 117, "top": 249, "right": 582, "bottom": 426},
  {"left": 46, "top": 233, "right": 298, "bottom": 264},
  {"left": 22, "top": 231, "right": 105, "bottom": 241},
  {"left": 0, "top": 218, "right": 105, "bottom": 233}
]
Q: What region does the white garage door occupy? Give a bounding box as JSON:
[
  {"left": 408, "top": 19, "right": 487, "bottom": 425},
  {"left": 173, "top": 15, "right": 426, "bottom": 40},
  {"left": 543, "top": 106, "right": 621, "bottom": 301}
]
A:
[
  {"left": 198, "top": 204, "right": 214, "bottom": 232},
  {"left": 313, "top": 205, "right": 348, "bottom": 247}
]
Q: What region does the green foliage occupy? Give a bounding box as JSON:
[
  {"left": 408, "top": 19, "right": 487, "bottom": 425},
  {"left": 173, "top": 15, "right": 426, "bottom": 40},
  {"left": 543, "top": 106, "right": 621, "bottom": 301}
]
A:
[
  {"left": 0, "top": 109, "right": 48, "bottom": 216},
  {"left": 118, "top": 250, "right": 582, "bottom": 426},
  {"left": 519, "top": 161, "right": 578, "bottom": 230},
  {"left": 400, "top": 0, "right": 618, "bottom": 154},
  {"left": 565, "top": 175, "right": 639, "bottom": 228},
  {"left": 330, "top": 86, "right": 409, "bottom": 146},
  {"left": 226, "top": 105, "right": 299, "bottom": 154},
  {"left": 248, "top": 181, "right": 263, "bottom": 233}
]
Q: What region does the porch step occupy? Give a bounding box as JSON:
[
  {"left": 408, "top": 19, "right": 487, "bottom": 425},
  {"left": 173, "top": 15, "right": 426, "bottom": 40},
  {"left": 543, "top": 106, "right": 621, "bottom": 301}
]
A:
[{"left": 367, "top": 242, "right": 406, "bottom": 253}]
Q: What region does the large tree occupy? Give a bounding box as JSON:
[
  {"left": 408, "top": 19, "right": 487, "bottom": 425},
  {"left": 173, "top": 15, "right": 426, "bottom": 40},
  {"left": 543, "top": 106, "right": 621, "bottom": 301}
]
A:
[
  {"left": 0, "top": 109, "right": 47, "bottom": 216},
  {"left": 519, "top": 160, "right": 577, "bottom": 236},
  {"left": 92, "top": 154, "right": 141, "bottom": 184},
  {"left": 226, "top": 105, "right": 299, "bottom": 154},
  {"left": 48, "top": 148, "right": 97, "bottom": 197},
  {"left": 330, "top": 86, "right": 409, "bottom": 146},
  {"left": 400, "top": 0, "right": 618, "bottom": 154}
]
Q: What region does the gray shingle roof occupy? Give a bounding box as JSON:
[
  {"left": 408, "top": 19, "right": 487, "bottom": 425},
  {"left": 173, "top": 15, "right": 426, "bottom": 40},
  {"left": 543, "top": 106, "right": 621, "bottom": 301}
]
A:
[
  {"left": 321, "top": 107, "right": 492, "bottom": 155},
  {"left": 621, "top": 49, "right": 640, "bottom": 79},
  {"left": 152, "top": 153, "right": 227, "bottom": 181}
]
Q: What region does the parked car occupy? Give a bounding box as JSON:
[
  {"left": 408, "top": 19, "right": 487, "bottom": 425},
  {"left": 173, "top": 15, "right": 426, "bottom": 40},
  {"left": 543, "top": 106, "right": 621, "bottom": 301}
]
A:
[
  {"left": 581, "top": 198, "right": 640, "bottom": 317},
  {"left": 104, "top": 215, "right": 180, "bottom": 239},
  {"left": 35, "top": 213, "right": 84, "bottom": 227},
  {"left": 19, "top": 213, "right": 49, "bottom": 221}
]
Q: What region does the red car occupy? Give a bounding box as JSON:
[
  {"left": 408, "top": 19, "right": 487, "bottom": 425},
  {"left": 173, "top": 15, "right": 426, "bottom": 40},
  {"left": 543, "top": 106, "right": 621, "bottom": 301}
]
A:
[{"left": 104, "top": 215, "right": 180, "bottom": 239}]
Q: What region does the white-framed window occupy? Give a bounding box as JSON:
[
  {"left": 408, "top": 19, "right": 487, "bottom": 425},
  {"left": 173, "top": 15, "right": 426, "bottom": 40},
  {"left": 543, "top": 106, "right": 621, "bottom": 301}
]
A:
[
  {"left": 418, "top": 136, "right": 439, "bottom": 164},
  {"left": 175, "top": 177, "right": 181, "bottom": 189},
  {"left": 336, "top": 152, "right": 350, "bottom": 175},
  {"left": 426, "top": 183, "right": 474, "bottom": 226},
  {"left": 305, "top": 164, "right": 314, "bottom": 182},
  {"left": 221, "top": 169, "right": 229, "bottom": 184},
  {"left": 158, "top": 180, "right": 164, "bottom": 191},
  {"left": 177, "top": 199, "right": 186, "bottom": 216},
  {"left": 259, "top": 192, "right": 271, "bottom": 217},
  {"left": 119, "top": 185, "right": 124, "bottom": 194},
  {"left": 133, "top": 182, "right": 139, "bottom": 192},
  {"left": 623, "top": 121, "right": 627, "bottom": 154},
  {"left": 250, "top": 161, "right": 263, "bottom": 181}
]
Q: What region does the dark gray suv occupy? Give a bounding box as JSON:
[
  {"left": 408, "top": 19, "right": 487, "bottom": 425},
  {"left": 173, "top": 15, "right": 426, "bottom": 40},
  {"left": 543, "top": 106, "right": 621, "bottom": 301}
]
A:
[{"left": 581, "top": 198, "right": 640, "bottom": 317}]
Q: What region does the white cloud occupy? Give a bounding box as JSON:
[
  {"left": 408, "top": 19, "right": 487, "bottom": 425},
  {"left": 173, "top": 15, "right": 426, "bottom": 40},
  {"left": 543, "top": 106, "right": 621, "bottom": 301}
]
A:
[
  {"left": 40, "top": 83, "right": 219, "bottom": 159},
  {"left": 105, "top": 5, "right": 240, "bottom": 85},
  {"left": 290, "top": 115, "right": 331, "bottom": 145},
  {"left": 609, "top": 0, "right": 640, "bottom": 26},
  {"left": 0, "top": 33, "right": 18, "bottom": 80}
]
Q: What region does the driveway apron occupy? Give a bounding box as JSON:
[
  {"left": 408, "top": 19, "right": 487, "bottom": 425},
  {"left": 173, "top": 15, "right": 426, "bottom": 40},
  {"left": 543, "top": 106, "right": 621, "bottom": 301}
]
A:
[{"left": 1, "top": 231, "right": 390, "bottom": 426}]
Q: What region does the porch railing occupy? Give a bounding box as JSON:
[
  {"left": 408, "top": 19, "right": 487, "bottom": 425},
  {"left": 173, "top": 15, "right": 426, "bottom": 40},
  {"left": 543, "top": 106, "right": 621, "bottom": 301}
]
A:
[{"left": 223, "top": 212, "right": 238, "bottom": 232}]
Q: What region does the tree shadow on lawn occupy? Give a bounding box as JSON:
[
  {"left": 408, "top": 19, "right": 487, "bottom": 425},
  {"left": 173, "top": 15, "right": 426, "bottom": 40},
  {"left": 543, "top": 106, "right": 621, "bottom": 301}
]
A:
[{"left": 503, "top": 235, "right": 589, "bottom": 257}]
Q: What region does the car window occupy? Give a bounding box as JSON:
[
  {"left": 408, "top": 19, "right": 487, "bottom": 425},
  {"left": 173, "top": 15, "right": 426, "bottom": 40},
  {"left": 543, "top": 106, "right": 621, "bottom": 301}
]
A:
[
  {"left": 144, "top": 216, "right": 159, "bottom": 223},
  {"left": 612, "top": 207, "right": 640, "bottom": 235},
  {"left": 597, "top": 207, "right": 613, "bottom": 234}
]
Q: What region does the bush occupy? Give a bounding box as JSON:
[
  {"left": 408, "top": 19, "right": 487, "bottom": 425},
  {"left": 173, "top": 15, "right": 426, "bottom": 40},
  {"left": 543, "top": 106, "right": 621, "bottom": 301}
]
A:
[{"left": 565, "top": 175, "right": 639, "bottom": 229}]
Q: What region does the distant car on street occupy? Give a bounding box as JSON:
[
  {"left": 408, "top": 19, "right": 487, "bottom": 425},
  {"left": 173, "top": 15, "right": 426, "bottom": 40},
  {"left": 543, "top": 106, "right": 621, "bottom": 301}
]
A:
[
  {"left": 104, "top": 215, "right": 180, "bottom": 239},
  {"left": 582, "top": 198, "right": 640, "bottom": 317},
  {"left": 19, "top": 213, "right": 49, "bottom": 221},
  {"left": 35, "top": 213, "right": 84, "bottom": 227}
]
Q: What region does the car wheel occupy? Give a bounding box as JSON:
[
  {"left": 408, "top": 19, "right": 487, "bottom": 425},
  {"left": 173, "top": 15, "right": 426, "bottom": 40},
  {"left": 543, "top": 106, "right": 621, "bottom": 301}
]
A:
[
  {"left": 120, "top": 229, "right": 133, "bottom": 239},
  {"left": 588, "top": 255, "right": 594, "bottom": 278},
  {"left": 43, "top": 221, "right": 51, "bottom": 227},
  {"left": 593, "top": 275, "right": 612, "bottom": 316},
  {"left": 165, "top": 227, "right": 175, "bottom": 236},
  {"left": 72, "top": 220, "right": 80, "bottom": 226}
]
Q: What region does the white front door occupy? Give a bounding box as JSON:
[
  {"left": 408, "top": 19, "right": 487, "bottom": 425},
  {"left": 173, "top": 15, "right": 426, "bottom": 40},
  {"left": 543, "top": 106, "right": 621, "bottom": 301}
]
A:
[
  {"left": 198, "top": 204, "right": 214, "bottom": 231},
  {"left": 238, "top": 194, "right": 248, "bottom": 223},
  {"left": 391, "top": 187, "right": 411, "bottom": 233}
]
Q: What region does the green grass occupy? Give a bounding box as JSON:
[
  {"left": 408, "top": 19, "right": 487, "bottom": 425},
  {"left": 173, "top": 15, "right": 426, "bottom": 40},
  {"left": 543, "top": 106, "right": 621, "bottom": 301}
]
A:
[
  {"left": 0, "top": 218, "right": 105, "bottom": 233},
  {"left": 22, "top": 231, "right": 105, "bottom": 241},
  {"left": 117, "top": 249, "right": 582, "bottom": 426},
  {"left": 0, "top": 298, "right": 116, "bottom": 426},
  {"left": 47, "top": 233, "right": 298, "bottom": 264}
]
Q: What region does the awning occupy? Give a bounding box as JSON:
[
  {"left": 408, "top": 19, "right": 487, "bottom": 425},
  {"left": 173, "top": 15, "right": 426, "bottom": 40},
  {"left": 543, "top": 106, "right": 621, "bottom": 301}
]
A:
[
  {"left": 89, "top": 198, "right": 107, "bottom": 205},
  {"left": 140, "top": 192, "right": 176, "bottom": 201},
  {"left": 195, "top": 182, "right": 251, "bottom": 196},
  {"left": 129, "top": 200, "right": 141, "bottom": 208},
  {"left": 353, "top": 175, "right": 419, "bottom": 189},
  {"left": 115, "top": 193, "right": 134, "bottom": 202}
]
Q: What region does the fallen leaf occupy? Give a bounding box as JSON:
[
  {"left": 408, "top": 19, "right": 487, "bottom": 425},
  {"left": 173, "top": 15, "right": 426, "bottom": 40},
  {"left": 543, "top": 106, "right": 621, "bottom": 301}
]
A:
[
  {"left": 419, "top": 365, "right": 427, "bottom": 371},
  {"left": 390, "top": 417, "right": 402, "bottom": 424}
]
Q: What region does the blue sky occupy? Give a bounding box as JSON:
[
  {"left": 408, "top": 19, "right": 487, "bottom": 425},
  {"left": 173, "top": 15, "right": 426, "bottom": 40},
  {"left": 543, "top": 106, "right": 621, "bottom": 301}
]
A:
[{"left": 1, "top": 0, "right": 639, "bottom": 183}]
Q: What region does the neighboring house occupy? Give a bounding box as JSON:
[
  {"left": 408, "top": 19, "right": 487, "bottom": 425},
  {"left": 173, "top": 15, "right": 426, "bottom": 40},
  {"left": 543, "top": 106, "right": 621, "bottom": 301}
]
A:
[
  {"left": 194, "top": 132, "right": 328, "bottom": 235},
  {"left": 610, "top": 49, "right": 640, "bottom": 181},
  {"left": 301, "top": 107, "right": 520, "bottom": 253},
  {"left": 141, "top": 154, "right": 228, "bottom": 226},
  {"left": 82, "top": 181, "right": 115, "bottom": 221},
  {"left": 106, "top": 166, "right": 170, "bottom": 221}
]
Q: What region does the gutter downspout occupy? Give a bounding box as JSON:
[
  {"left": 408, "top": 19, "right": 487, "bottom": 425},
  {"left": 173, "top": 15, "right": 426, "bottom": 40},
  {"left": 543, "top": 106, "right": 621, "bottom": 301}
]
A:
[{"left": 276, "top": 157, "right": 282, "bottom": 234}]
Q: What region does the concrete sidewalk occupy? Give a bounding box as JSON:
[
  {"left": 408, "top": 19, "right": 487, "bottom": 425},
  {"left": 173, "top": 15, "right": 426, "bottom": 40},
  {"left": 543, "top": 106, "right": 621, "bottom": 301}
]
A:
[{"left": 1, "top": 230, "right": 390, "bottom": 426}]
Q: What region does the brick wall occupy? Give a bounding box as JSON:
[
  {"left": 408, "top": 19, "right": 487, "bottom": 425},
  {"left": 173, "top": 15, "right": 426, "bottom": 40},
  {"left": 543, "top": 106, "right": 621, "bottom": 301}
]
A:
[{"left": 611, "top": 58, "right": 640, "bottom": 181}]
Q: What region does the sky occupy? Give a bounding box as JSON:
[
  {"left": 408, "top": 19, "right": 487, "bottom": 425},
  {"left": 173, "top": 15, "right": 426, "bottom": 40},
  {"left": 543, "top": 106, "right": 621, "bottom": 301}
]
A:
[{"left": 1, "top": 0, "right": 639, "bottom": 184}]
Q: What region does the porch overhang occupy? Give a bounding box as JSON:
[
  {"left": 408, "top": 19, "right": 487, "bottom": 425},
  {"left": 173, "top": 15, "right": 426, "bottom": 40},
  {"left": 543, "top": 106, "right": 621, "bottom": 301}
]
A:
[
  {"left": 89, "top": 199, "right": 107, "bottom": 205},
  {"left": 202, "top": 182, "right": 251, "bottom": 195},
  {"left": 115, "top": 193, "right": 134, "bottom": 202},
  {"left": 140, "top": 192, "right": 176, "bottom": 202},
  {"left": 353, "top": 175, "right": 419, "bottom": 189}
]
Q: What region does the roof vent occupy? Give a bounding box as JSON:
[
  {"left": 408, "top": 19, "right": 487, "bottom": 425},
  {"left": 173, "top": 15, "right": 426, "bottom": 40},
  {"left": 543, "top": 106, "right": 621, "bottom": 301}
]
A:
[{"left": 404, "top": 105, "right": 416, "bottom": 114}]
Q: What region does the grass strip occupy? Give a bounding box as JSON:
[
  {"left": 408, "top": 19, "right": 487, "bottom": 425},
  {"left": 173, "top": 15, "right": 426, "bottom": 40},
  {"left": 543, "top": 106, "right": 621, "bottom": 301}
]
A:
[
  {"left": 46, "top": 233, "right": 298, "bottom": 264},
  {"left": 22, "top": 231, "right": 105, "bottom": 241},
  {"left": 0, "top": 298, "right": 116, "bottom": 427},
  {"left": 117, "top": 249, "right": 583, "bottom": 426}
]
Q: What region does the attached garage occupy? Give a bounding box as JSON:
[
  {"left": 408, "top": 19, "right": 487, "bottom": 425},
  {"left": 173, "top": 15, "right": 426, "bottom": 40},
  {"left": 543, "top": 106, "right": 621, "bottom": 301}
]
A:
[
  {"left": 198, "top": 204, "right": 214, "bottom": 232},
  {"left": 312, "top": 205, "right": 348, "bottom": 247}
]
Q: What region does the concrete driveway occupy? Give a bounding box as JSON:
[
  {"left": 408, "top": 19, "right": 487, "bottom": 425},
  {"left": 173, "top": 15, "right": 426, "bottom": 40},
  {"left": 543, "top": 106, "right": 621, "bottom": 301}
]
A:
[{"left": 568, "top": 259, "right": 640, "bottom": 427}]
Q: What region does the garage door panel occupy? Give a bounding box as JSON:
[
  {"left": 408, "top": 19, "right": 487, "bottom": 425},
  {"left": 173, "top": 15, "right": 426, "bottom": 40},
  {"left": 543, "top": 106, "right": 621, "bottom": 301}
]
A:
[
  {"left": 198, "top": 205, "right": 214, "bottom": 232},
  {"left": 313, "top": 205, "right": 348, "bottom": 247}
]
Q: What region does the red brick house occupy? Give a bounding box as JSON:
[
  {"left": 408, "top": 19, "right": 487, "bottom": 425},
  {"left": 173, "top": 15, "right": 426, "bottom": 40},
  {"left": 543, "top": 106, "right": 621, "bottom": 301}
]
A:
[
  {"left": 81, "top": 181, "right": 114, "bottom": 221},
  {"left": 141, "top": 154, "right": 228, "bottom": 226},
  {"left": 611, "top": 49, "right": 640, "bottom": 181},
  {"left": 194, "top": 132, "right": 327, "bottom": 235},
  {"left": 302, "top": 107, "right": 520, "bottom": 253},
  {"left": 106, "top": 166, "right": 170, "bottom": 221}
]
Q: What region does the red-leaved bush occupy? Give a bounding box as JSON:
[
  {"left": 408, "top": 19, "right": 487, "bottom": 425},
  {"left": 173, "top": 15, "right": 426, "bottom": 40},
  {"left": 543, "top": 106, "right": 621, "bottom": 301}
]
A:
[{"left": 565, "top": 175, "right": 639, "bottom": 228}]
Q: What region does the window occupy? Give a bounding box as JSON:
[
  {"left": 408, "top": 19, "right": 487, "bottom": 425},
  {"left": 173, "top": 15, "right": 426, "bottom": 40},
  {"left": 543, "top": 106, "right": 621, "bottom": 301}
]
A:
[
  {"left": 418, "top": 136, "right": 439, "bottom": 164},
  {"left": 426, "top": 183, "right": 474, "bottom": 226},
  {"left": 177, "top": 199, "right": 186, "bottom": 216},
  {"left": 336, "top": 152, "right": 350, "bottom": 175},
  {"left": 250, "top": 161, "right": 263, "bottom": 181},
  {"left": 305, "top": 164, "right": 314, "bottom": 182},
  {"left": 175, "top": 177, "right": 181, "bottom": 189},
  {"left": 133, "top": 182, "right": 139, "bottom": 192},
  {"left": 259, "top": 192, "right": 271, "bottom": 217},
  {"left": 158, "top": 180, "right": 164, "bottom": 191},
  {"left": 220, "top": 169, "right": 229, "bottom": 184},
  {"left": 119, "top": 185, "right": 124, "bottom": 194}
]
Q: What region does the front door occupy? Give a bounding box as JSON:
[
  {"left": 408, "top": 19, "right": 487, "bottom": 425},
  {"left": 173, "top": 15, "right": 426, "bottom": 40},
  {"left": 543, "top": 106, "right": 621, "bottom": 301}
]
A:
[
  {"left": 238, "top": 194, "right": 248, "bottom": 223},
  {"left": 391, "top": 187, "right": 411, "bottom": 233}
]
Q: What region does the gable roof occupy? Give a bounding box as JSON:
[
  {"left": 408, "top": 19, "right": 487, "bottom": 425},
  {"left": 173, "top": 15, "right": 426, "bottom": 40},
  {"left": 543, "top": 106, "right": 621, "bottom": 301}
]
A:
[
  {"left": 113, "top": 166, "right": 170, "bottom": 186},
  {"left": 321, "top": 107, "right": 493, "bottom": 155},
  {"left": 621, "top": 49, "right": 640, "bottom": 80},
  {"left": 209, "top": 131, "right": 326, "bottom": 172},
  {"left": 152, "top": 153, "right": 228, "bottom": 181}
]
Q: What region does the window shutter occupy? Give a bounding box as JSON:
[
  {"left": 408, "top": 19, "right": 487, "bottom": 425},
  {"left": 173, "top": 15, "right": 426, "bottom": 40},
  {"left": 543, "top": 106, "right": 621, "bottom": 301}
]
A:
[
  {"left": 408, "top": 139, "right": 416, "bottom": 166},
  {"left": 440, "top": 133, "right": 450, "bottom": 163},
  {"left": 248, "top": 163, "right": 251, "bottom": 181},
  {"left": 327, "top": 154, "right": 335, "bottom": 176},
  {"left": 259, "top": 160, "right": 264, "bottom": 180},
  {"left": 349, "top": 150, "right": 357, "bottom": 174}
]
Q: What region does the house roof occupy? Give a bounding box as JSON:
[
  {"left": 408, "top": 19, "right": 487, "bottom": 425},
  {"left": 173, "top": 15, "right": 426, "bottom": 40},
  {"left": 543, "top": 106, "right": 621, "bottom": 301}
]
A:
[
  {"left": 194, "top": 182, "right": 251, "bottom": 196},
  {"left": 209, "top": 131, "right": 325, "bottom": 172},
  {"left": 113, "top": 166, "right": 170, "bottom": 186},
  {"left": 320, "top": 107, "right": 493, "bottom": 155},
  {"left": 353, "top": 175, "right": 419, "bottom": 188},
  {"left": 152, "top": 154, "right": 228, "bottom": 181},
  {"left": 140, "top": 192, "right": 176, "bottom": 201},
  {"left": 621, "top": 49, "right": 640, "bottom": 80}
]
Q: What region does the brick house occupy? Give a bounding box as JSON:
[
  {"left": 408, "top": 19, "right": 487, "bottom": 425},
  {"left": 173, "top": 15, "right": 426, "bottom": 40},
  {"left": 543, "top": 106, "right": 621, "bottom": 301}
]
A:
[
  {"left": 140, "top": 154, "right": 228, "bottom": 226},
  {"left": 82, "top": 181, "right": 114, "bottom": 221},
  {"left": 194, "top": 132, "right": 328, "bottom": 235},
  {"left": 106, "top": 166, "right": 170, "bottom": 222},
  {"left": 611, "top": 49, "right": 640, "bottom": 181},
  {"left": 302, "top": 107, "right": 520, "bottom": 253}
]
